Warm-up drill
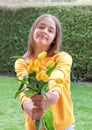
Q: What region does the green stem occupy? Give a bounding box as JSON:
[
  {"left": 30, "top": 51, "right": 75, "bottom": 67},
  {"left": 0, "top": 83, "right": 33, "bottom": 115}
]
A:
[{"left": 35, "top": 119, "right": 43, "bottom": 130}]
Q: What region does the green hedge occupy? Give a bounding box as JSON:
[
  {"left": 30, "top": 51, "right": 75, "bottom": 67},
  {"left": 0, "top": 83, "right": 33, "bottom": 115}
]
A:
[{"left": 0, "top": 4, "right": 92, "bottom": 81}]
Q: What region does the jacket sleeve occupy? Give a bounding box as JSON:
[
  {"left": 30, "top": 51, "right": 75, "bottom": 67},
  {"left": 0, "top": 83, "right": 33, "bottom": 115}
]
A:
[
  {"left": 15, "top": 59, "right": 31, "bottom": 107},
  {"left": 49, "top": 52, "right": 72, "bottom": 94}
]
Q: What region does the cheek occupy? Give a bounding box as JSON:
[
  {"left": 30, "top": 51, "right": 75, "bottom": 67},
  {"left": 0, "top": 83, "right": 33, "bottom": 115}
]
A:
[
  {"left": 33, "top": 31, "right": 39, "bottom": 42},
  {"left": 34, "top": 28, "right": 40, "bottom": 35},
  {"left": 33, "top": 30, "right": 37, "bottom": 38}
]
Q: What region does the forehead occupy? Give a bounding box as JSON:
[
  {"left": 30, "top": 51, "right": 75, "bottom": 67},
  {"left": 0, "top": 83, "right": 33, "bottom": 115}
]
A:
[{"left": 37, "top": 17, "right": 56, "bottom": 29}]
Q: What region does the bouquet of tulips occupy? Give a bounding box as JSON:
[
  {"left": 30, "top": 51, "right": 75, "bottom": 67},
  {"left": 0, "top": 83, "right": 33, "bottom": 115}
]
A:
[{"left": 15, "top": 51, "right": 62, "bottom": 130}]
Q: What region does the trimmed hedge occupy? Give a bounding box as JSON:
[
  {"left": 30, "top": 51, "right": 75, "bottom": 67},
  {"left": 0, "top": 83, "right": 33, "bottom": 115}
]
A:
[{"left": 0, "top": 4, "right": 92, "bottom": 81}]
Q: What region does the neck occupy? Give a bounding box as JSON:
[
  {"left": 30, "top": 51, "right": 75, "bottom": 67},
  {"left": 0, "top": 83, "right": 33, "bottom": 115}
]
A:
[{"left": 34, "top": 44, "right": 49, "bottom": 57}]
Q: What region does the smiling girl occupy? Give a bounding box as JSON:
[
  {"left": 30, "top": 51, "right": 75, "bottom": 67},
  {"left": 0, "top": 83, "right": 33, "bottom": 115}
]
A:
[{"left": 15, "top": 14, "right": 75, "bottom": 130}]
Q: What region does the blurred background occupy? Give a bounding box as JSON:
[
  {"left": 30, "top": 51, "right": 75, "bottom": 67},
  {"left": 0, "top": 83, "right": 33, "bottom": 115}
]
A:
[{"left": 0, "top": 1, "right": 92, "bottom": 82}]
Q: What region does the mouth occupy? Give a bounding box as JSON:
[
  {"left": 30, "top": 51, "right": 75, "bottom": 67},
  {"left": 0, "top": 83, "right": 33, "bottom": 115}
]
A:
[{"left": 38, "top": 35, "right": 47, "bottom": 40}]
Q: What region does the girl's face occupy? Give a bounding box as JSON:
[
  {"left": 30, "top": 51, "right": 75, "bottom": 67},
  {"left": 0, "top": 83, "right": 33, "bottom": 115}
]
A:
[{"left": 33, "top": 17, "right": 56, "bottom": 49}]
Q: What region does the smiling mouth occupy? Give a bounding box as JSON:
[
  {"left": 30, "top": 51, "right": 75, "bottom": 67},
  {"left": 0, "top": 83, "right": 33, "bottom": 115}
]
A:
[{"left": 39, "top": 35, "right": 47, "bottom": 40}]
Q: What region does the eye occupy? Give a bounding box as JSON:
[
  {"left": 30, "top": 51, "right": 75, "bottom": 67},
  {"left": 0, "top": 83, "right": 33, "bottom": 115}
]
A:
[
  {"left": 38, "top": 25, "right": 44, "bottom": 29},
  {"left": 48, "top": 29, "right": 54, "bottom": 33}
]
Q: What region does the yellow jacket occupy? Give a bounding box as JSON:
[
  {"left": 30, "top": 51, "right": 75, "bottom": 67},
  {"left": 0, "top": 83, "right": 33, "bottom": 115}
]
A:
[{"left": 15, "top": 51, "right": 75, "bottom": 130}]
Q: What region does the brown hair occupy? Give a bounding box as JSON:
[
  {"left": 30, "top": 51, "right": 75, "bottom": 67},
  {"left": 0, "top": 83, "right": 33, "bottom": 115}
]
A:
[{"left": 24, "top": 14, "right": 62, "bottom": 58}]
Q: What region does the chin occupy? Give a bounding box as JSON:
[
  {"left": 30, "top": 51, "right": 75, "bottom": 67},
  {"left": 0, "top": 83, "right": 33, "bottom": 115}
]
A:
[{"left": 38, "top": 41, "right": 47, "bottom": 45}]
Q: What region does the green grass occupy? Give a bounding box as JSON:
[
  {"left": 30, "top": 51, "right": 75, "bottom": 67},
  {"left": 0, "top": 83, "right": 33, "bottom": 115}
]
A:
[
  {"left": 71, "top": 83, "right": 92, "bottom": 130},
  {"left": 0, "top": 77, "right": 92, "bottom": 130},
  {"left": 0, "top": 77, "right": 25, "bottom": 130}
]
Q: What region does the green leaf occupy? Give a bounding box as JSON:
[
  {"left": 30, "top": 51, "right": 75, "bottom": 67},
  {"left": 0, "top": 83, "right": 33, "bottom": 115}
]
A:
[
  {"left": 42, "top": 119, "right": 48, "bottom": 130},
  {"left": 14, "top": 84, "right": 27, "bottom": 98},
  {"left": 10, "top": 55, "right": 22, "bottom": 59},
  {"left": 24, "top": 89, "right": 37, "bottom": 97},
  {"left": 41, "top": 83, "right": 49, "bottom": 93},
  {"left": 46, "top": 62, "right": 58, "bottom": 76},
  {"left": 14, "top": 90, "right": 21, "bottom": 98},
  {"left": 17, "top": 82, "right": 24, "bottom": 91},
  {"left": 35, "top": 119, "right": 43, "bottom": 130},
  {"left": 17, "top": 77, "right": 28, "bottom": 86},
  {"left": 41, "top": 91, "right": 48, "bottom": 99},
  {"left": 43, "top": 108, "right": 55, "bottom": 130},
  {"left": 14, "top": 83, "right": 24, "bottom": 98}
]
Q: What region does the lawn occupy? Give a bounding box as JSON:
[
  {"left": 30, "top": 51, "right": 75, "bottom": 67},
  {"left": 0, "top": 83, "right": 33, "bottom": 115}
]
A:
[
  {"left": 0, "top": 77, "right": 25, "bottom": 130},
  {"left": 0, "top": 77, "right": 92, "bottom": 130}
]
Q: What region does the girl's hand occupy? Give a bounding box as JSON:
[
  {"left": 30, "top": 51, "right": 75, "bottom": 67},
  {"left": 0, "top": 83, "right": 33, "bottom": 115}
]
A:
[
  {"left": 22, "top": 100, "right": 44, "bottom": 120},
  {"left": 31, "top": 91, "right": 59, "bottom": 110}
]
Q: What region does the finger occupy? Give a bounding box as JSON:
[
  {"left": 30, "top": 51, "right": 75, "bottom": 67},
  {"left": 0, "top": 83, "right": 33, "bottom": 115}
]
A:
[
  {"left": 31, "top": 95, "right": 43, "bottom": 107},
  {"left": 32, "top": 107, "right": 44, "bottom": 113},
  {"left": 32, "top": 108, "right": 44, "bottom": 120},
  {"left": 33, "top": 102, "right": 42, "bottom": 107},
  {"left": 31, "top": 95, "right": 43, "bottom": 101}
]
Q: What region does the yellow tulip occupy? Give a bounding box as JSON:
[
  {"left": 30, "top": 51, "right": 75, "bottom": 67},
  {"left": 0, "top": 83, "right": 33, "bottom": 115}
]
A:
[
  {"left": 36, "top": 72, "right": 42, "bottom": 81},
  {"left": 34, "top": 59, "right": 40, "bottom": 68},
  {"left": 36, "top": 70, "right": 49, "bottom": 82},
  {"left": 47, "top": 60, "right": 55, "bottom": 68},
  {"left": 55, "top": 78, "right": 63, "bottom": 84},
  {"left": 27, "top": 68, "right": 32, "bottom": 74},
  {"left": 32, "top": 66, "right": 39, "bottom": 73},
  {"left": 41, "top": 72, "right": 49, "bottom": 82},
  {"left": 38, "top": 51, "right": 47, "bottom": 60}
]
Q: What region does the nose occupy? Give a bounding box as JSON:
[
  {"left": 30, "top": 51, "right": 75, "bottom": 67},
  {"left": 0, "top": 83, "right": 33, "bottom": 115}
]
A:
[{"left": 42, "top": 28, "right": 48, "bottom": 34}]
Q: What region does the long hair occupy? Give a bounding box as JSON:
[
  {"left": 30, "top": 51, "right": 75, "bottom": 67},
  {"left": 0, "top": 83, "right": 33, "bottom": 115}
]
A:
[{"left": 24, "top": 14, "right": 62, "bottom": 58}]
